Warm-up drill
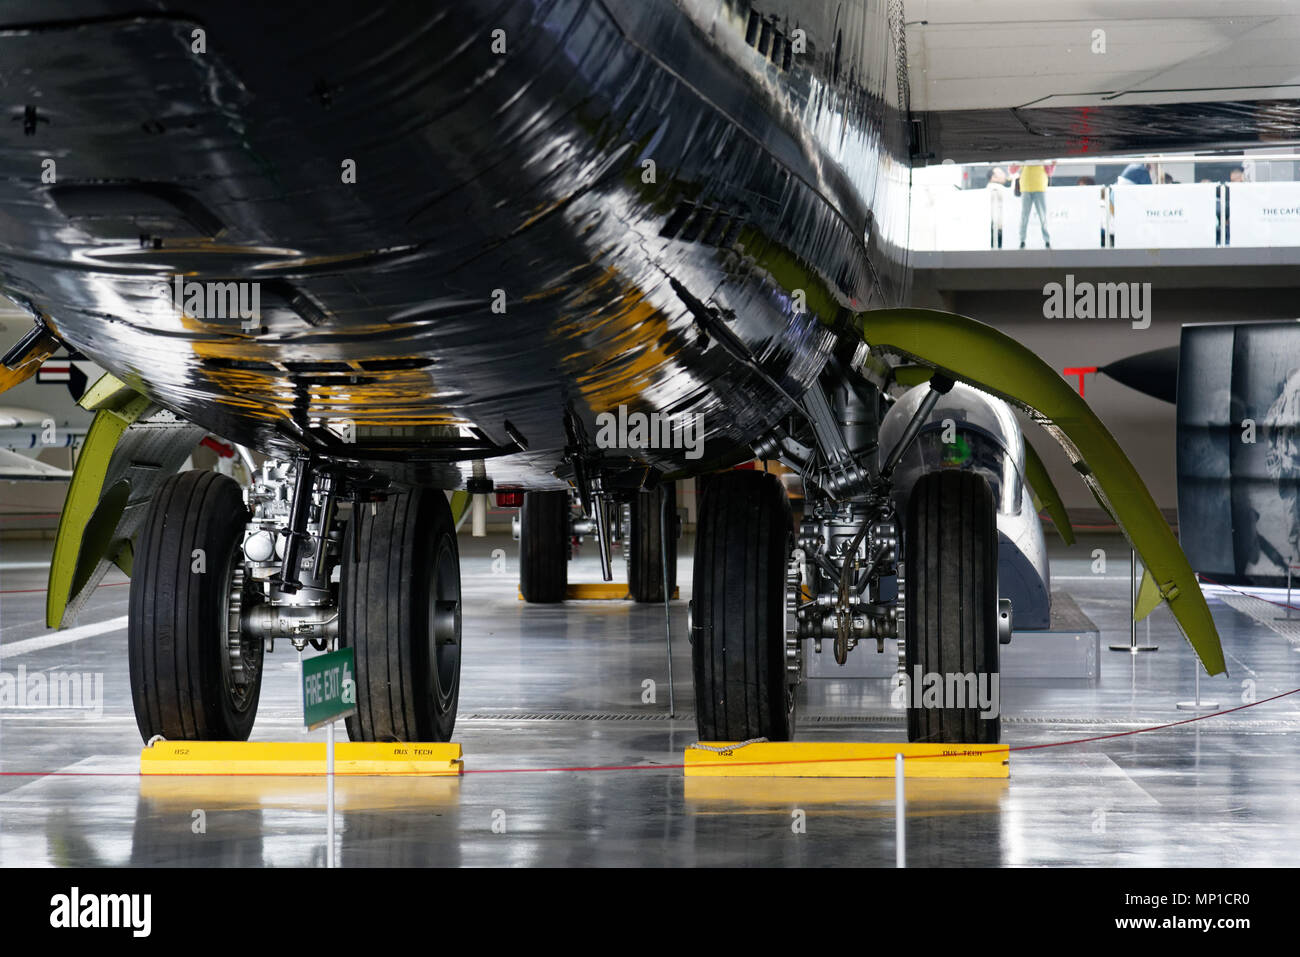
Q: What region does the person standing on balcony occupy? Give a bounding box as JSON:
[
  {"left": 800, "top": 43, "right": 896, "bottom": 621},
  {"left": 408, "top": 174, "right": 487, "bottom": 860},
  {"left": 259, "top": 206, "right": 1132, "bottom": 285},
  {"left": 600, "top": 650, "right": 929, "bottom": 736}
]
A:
[{"left": 1011, "top": 162, "right": 1054, "bottom": 248}]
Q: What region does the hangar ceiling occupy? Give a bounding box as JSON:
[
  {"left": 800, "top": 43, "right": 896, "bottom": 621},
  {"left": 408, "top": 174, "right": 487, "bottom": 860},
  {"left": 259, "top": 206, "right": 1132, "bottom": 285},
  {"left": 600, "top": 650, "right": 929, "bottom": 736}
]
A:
[{"left": 905, "top": 0, "right": 1300, "bottom": 112}]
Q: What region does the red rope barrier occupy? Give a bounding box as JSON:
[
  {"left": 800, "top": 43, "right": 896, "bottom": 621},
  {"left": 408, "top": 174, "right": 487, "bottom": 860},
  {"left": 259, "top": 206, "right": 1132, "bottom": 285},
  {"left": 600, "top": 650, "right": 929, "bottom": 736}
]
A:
[{"left": 0, "top": 686, "right": 1295, "bottom": 778}]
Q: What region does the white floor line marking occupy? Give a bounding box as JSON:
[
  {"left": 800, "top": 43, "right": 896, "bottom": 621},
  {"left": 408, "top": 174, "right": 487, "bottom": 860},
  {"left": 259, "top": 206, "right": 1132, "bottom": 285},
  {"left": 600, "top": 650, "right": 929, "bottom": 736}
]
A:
[
  {"left": 1216, "top": 594, "right": 1300, "bottom": 646},
  {"left": 1102, "top": 756, "right": 1163, "bottom": 807},
  {"left": 1023, "top": 752, "right": 1161, "bottom": 806},
  {"left": 0, "top": 615, "right": 128, "bottom": 660},
  {"left": 0, "top": 562, "right": 54, "bottom": 571},
  {"left": 1225, "top": 651, "right": 1258, "bottom": 678}
]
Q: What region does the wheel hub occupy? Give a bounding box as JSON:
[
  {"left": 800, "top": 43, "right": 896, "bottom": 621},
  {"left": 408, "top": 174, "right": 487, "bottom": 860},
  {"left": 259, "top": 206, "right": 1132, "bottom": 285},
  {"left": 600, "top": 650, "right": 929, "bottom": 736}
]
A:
[
  {"left": 429, "top": 537, "right": 462, "bottom": 707},
  {"left": 224, "top": 563, "right": 261, "bottom": 710},
  {"left": 785, "top": 558, "right": 803, "bottom": 684}
]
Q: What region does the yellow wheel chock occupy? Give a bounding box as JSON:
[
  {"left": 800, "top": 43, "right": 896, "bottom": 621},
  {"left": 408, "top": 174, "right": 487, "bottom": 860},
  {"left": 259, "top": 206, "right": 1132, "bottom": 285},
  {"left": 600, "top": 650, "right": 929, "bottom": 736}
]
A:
[
  {"left": 140, "top": 740, "right": 463, "bottom": 776},
  {"left": 684, "top": 741, "right": 1010, "bottom": 779}
]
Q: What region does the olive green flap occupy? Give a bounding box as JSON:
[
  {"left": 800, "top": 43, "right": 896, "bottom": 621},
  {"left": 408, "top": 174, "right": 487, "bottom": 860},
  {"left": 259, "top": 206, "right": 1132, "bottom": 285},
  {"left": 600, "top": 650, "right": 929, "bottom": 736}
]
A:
[
  {"left": 47, "top": 386, "right": 151, "bottom": 628},
  {"left": 861, "top": 307, "right": 1225, "bottom": 676},
  {"left": 1023, "top": 437, "right": 1075, "bottom": 546},
  {"left": 47, "top": 375, "right": 204, "bottom": 628},
  {"left": 449, "top": 490, "right": 472, "bottom": 528},
  {"left": 1136, "top": 565, "right": 1164, "bottom": 622}
]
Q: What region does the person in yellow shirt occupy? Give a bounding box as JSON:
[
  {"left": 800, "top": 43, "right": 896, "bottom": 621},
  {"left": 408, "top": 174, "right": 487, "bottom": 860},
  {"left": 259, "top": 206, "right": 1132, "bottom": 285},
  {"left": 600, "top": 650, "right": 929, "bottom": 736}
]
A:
[{"left": 1011, "top": 162, "right": 1055, "bottom": 248}]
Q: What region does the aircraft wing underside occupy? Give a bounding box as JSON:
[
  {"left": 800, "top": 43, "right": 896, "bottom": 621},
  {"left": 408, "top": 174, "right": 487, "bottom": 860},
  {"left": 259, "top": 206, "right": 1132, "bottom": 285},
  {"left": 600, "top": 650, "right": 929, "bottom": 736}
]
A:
[{"left": 0, "top": 445, "right": 71, "bottom": 481}]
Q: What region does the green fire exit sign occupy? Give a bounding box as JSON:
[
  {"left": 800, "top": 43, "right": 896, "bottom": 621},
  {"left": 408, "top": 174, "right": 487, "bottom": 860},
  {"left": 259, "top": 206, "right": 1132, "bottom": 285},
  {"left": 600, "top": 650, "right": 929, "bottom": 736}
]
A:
[{"left": 302, "top": 648, "right": 357, "bottom": 731}]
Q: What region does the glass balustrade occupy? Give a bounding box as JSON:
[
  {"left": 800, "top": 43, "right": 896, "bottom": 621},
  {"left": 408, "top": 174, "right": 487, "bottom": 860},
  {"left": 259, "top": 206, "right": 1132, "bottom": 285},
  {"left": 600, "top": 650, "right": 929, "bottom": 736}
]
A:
[{"left": 908, "top": 171, "right": 1300, "bottom": 251}]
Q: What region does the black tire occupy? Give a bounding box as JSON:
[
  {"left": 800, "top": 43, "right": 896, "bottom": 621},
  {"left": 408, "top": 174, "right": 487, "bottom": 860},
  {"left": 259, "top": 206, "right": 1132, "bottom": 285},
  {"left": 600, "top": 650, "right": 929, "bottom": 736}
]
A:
[
  {"left": 342, "top": 488, "right": 462, "bottom": 742},
  {"left": 691, "top": 470, "right": 795, "bottom": 741},
  {"left": 628, "top": 482, "right": 677, "bottom": 603},
  {"left": 904, "top": 470, "right": 1001, "bottom": 744},
  {"left": 519, "top": 490, "right": 569, "bottom": 603},
  {"left": 129, "top": 470, "right": 261, "bottom": 742}
]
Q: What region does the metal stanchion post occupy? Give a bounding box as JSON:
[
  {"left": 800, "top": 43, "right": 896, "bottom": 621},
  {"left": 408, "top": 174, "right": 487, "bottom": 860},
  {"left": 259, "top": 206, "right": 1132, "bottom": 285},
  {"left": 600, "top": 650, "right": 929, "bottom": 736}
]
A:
[
  {"left": 1275, "top": 561, "right": 1295, "bottom": 621},
  {"left": 1177, "top": 663, "right": 1220, "bottom": 712},
  {"left": 895, "top": 753, "right": 905, "bottom": 868},
  {"left": 659, "top": 490, "right": 676, "bottom": 717},
  {"left": 326, "top": 719, "right": 336, "bottom": 868},
  {"left": 1110, "top": 549, "right": 1158, "bottom": 653}
]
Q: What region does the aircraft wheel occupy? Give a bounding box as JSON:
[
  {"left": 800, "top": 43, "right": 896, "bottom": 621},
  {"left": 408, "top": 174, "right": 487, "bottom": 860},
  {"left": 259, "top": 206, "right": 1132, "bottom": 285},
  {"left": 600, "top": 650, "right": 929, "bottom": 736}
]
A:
[
  {"left": 691, "top": 470, "right": 795, "bottom": 741},
  {"left": 342, "top": 487, "right": 461, "bottom": 742},
  {"left": 904, "top": 470, "right": 1001, "bottom": 743},
  {"left": 128, "top": 470, "right": 262, "bottom": 742},
  {"left": 627, "top": 482, "right": 677, "bottom": 603},
  {"left": 519, "top": 490, "right": 569, "bottom": 602}
]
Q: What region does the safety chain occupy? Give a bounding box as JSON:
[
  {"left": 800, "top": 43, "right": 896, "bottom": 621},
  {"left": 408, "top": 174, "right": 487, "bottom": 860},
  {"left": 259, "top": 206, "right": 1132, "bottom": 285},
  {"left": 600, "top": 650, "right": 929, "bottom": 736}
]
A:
[{"left": 688, "top": 737, "right": 770, "bottom": 754}]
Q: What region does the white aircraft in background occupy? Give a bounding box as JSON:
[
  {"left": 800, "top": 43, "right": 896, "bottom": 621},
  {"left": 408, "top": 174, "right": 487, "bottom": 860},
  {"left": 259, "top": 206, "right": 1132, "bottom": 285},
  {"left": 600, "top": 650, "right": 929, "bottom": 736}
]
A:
[{"left": 0, "top": 405, "right": 83, "bottom": 480}]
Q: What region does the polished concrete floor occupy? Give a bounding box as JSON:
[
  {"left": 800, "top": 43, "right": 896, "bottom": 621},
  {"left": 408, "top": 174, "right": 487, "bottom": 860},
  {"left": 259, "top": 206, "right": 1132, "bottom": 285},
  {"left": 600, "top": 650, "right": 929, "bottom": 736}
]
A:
[{"left": 1, "top": 530, "right": 1297, "bottom": 867}]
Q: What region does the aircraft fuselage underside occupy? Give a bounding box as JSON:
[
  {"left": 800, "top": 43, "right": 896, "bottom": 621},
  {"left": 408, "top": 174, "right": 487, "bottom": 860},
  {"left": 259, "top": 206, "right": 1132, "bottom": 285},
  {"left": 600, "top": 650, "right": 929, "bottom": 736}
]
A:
[{"left": 0, "top": 0, "right": 909, "bottom": 489}]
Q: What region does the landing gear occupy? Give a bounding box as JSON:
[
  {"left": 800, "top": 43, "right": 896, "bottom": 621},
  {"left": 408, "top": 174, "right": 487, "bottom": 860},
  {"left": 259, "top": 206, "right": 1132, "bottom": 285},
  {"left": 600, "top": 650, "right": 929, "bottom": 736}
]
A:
[
  {"left": 747, "top": 366, "right": 1013, "bottom": 744},
  {"left": 129, "top": 470, "right": 263, "bottom": 741},
  {"left": 691, "top": 470, "right": 796, "bottom": 741},
  {"left": 128, "top": 451, "right": 467, "bottom": 744},
  {"left": 904, "top": 470, "right": 1001, "bottom": 744},
  {"left": 627, "top": 482, "right": 677, "bottom": 603},
  {"left": 519, "top": 490, "right": 570, "bottom": 603},
  {"left": 342, "top": 488, "right": 462, "bottom": 742}
]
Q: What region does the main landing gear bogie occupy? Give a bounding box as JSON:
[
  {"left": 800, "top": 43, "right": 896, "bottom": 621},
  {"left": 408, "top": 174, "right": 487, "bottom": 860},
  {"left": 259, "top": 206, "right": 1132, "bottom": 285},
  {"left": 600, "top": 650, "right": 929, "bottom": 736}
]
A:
[
  {"left": 516, "top": 483, "right": 679, "bottom": 604},
  {"left": 127, "top": 459, "right": 464, "bottom": 744},
  {"left": 689, "top": 371, "right": 1003, "bottom": 745},
  {"left": 688, "top": 463, "right": 1002, "bottom": 746}
]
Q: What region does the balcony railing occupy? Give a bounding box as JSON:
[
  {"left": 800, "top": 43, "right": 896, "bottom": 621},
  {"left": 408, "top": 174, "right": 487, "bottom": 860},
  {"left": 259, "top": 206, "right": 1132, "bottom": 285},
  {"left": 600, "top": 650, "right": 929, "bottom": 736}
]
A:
[{"left": 908, "top": 181, "right": 1300, "bottom": 251}]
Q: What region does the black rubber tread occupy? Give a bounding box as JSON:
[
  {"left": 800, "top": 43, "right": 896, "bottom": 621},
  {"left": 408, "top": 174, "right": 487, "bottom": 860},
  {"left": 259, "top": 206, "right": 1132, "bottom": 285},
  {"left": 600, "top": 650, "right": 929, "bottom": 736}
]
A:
[
  {"left": 904, "top": 469, "right": 1001, "bottom": 744},
  {"left": 691, "top": 469, "right": 795, "bottom": 741},
  {"left": 128, "top": 470, "right": 259, "bottom": 742},
  {"left": 342, "top": 488, "right": 461, "bottom": 742},
  {"left": 628, "top": 482, "right": 677, "bottom": 603},
  {"left": 519, "top": 490, "right": 569, "bottom": 603}
]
